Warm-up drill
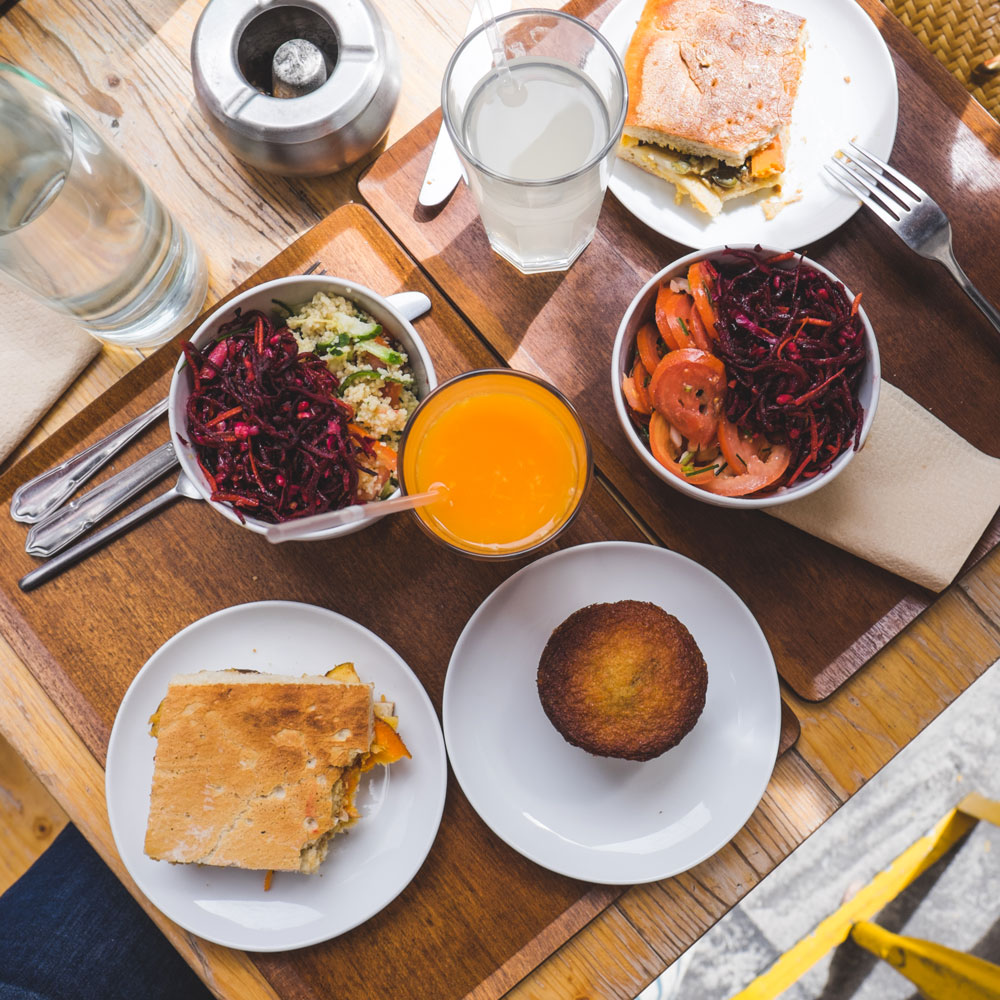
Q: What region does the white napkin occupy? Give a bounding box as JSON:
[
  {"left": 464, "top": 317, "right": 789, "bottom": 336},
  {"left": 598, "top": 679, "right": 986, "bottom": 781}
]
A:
[
  {"left": 0, "top": 283, "right": 101, "bottom": 463},
  {"left": 768, "top": 381, "right": 1000, "bottom": 592}
]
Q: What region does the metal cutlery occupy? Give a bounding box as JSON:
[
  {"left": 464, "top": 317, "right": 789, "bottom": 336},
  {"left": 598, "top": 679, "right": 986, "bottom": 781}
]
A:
[
  {"left": 10, "top": 397, "right": 168, "bottom": 523},
  {"left": 19, "top": 470, "right": 202, "bottom": 592},
  {"left": 826, "top": 142, "right": 1000, "bottom": 339},
  {"left": 25, "top": 442, "right": 179, "bottom": 558}
]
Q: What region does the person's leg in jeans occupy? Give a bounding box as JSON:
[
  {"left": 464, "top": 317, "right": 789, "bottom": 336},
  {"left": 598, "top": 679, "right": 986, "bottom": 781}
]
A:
[{"left": 0, "top": 824, "right": 215, "bottom": 1000}]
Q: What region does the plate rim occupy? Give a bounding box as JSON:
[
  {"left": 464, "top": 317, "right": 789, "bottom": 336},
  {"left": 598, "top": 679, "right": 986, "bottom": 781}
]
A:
[
  {"left": 105, "top": 599, "right": 447, "bottom": 952},
  {"left": 442, "top": 540, "right": 781, "bottom": 885},
  {"left": 600, "top": 0, "right": 900, "bottom": 249}
]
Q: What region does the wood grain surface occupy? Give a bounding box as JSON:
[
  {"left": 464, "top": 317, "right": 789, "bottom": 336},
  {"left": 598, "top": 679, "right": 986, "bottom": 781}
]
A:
[
  {"left": 358, "top": 0, "right": 1000, "bottom": 701},
  {"left": 0, "top": 204, "right": 790, "bottom": 1000},
  {"left": 1, "top": 1, "right": 999, "bottom": 999},
  {"left": 0, "top": 0, "right": 493, "bottom": 468}
]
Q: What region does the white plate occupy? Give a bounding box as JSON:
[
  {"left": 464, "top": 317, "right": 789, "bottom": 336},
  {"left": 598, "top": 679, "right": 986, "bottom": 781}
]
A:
[
  {"left": 106, "top": 601, "right": 446, "bottom": 952},
  {"left": 601, "top": 0, "right": 899, "bottom": 249},
  {"left": 443, "top": 542, "right": 780, "bottom": 884}
]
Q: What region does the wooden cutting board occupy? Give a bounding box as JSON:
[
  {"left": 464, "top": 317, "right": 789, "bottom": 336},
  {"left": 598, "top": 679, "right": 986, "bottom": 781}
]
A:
[
  {"left": 0, "top": 205, "right": 797, "bottom": 1000},
  {"left": 357, "top": 0, "right": 1000, "bottom": 701}
]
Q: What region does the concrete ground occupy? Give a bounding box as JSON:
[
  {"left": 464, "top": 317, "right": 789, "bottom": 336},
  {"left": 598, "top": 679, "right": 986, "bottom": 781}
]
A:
[{"left": 640, "top": 658, "right": 1000, "bottom": 1000}]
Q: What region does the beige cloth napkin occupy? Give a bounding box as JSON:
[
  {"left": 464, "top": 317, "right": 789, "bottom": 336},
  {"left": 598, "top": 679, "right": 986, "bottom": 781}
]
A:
[
  {"left": 768, "top": 380, "right": 1000, "bottom": 592},
  {"left": 0, "top": 283, "right": 101, "bottom": 463}
]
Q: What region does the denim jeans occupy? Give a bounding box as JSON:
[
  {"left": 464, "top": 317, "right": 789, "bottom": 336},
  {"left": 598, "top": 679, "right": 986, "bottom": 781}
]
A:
[{"left": 0, "top": 824, "right": 214, "bottom": 1000}]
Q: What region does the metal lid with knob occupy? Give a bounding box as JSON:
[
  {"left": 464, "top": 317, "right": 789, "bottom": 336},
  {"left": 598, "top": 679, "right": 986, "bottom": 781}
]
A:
[{"left": 191, "top": 0, "right": 400, "bottom": 176}]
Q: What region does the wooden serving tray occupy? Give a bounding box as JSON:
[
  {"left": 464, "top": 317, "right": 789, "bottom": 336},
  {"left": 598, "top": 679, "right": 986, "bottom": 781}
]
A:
[
  {"left": 358, "top": 0, "right": 1000, "bottom": 701},
  {"left": 0, "top": 206, "right": 797, "bottom": 1000}
]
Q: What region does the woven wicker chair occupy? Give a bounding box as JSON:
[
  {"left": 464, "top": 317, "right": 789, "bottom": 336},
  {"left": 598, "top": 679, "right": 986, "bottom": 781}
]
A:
[{"left": 883, "top": 0, "right": 1000, "bottom": 118}]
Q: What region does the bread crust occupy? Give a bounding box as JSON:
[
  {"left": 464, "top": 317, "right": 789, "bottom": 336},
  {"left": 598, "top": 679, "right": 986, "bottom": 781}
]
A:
[
  {"left": 537, "top": 601, "right": 707, "bottom": 761},
  {"left": 623, "top": 0, "right": 806, "bottom": 164},
  {"left": 144, "top": 671, "right": 373, "bottom": 872}
]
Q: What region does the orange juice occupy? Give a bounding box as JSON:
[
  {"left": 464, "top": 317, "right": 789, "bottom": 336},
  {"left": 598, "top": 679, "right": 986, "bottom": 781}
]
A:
[{"left": 399, "top": 371, "right": 591, "bottom": 557}]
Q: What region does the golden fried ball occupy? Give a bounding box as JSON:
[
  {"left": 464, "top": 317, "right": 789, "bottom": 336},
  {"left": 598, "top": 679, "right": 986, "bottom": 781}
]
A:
[{"left": 537, "top": 600, "right": 707, "bottom": 761}]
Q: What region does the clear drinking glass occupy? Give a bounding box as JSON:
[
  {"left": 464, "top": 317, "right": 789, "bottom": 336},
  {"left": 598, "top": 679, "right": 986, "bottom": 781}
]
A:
[
  {"left": 0, "top": 64, "right": 208, "bottom": 348},
  {"left": 441, "top": 10, "right": 627, "bottom": 275}
]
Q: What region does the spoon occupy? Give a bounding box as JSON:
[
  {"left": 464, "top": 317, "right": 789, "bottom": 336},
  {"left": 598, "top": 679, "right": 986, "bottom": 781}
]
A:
[{"left": 264, "top": 484, "right": 448, "bottom": 544}]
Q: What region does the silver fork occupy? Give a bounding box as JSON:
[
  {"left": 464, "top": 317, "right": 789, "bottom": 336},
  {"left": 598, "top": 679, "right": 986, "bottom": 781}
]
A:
[{"left": 825, "top": 142, "right": 1000, "bottom": 339}]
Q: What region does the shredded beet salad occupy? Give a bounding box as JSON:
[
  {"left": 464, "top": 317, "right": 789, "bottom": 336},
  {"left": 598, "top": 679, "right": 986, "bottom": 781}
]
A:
[
  {"left": 182, "top": 309, "right": 373, "bottom": 523},
  {"left": 711, "top": 249, "right": 868, "bottom": 485}
]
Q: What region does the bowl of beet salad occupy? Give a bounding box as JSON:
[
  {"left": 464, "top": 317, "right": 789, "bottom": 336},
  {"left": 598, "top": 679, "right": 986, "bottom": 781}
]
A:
[
  {"left": 612, "top": 245, "right": 880, "bottom": 508},
  {"left": 168, "top": 274, "right": 436, "bottom": 540}
]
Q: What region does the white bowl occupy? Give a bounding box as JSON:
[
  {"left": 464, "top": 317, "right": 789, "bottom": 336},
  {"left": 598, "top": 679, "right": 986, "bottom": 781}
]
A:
[
  {"left": 168, "top": 275, "right": 436, "bottom": 539},
  {"left": 611, "top": 245, "right": 881, "bottom": 509}
]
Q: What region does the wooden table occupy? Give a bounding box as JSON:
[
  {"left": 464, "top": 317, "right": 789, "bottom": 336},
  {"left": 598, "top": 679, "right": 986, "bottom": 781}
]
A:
[{"left": 1, "top": 2, "right": 999, "bottom": 999}]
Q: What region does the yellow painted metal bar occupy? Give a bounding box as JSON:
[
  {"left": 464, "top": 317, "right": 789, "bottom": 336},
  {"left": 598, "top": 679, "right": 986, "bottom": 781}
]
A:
[
  {"left": 850, "top": 921, "right": 1000, "bottom": 1000},
  {"left": 728, "top": 794, "right": 1000, "bottom": 1000}
]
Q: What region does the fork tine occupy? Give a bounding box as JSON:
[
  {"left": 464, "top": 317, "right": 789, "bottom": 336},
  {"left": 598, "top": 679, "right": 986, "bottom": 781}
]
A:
[
  {"left": 846, "top": 142, "right": 927, "bottom": 202},
  {"left": 824, "top": 160, "right": 902, "bottom": 229},
  {"left": 840, "top": 150, "right": 919, "bottom": 214},
  {"left": 836, "top": 157, "right": 911, "bottom": 216}
]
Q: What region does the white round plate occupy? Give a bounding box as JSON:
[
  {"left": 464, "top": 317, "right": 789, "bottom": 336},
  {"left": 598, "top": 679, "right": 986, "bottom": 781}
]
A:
[
  {"left": 601, "top": 0, "right": 899, "bottom": 249},
  {"left": 106, "top": 601, "right": 446, "bottom": 952},
  {"left": 443, "top": 542, "right": 780, "bottom": 884}
]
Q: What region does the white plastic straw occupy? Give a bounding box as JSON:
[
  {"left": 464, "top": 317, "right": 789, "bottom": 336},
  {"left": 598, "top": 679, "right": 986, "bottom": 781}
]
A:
[{"left": 264, "top": 483, "right": 447, "bottom": 544}]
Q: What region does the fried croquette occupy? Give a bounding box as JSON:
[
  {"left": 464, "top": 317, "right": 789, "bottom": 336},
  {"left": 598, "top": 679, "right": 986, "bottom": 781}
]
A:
[{"left": 537, "top": 600, "right": 707, "bottom": 761}]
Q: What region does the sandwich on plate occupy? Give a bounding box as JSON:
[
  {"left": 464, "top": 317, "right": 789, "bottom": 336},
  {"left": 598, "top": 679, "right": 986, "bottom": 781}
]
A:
[
  {"left": 617, "top": 0, "right": 806, "bottom": 217},
  {"left": 144, "top": 665, "right": 409, "bottom": 874}
]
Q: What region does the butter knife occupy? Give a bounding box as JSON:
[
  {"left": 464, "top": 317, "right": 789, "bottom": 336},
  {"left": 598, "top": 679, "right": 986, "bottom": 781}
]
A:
[
  {"left": 418, "top": 0, "right": 509, "bottom": 207},
  {"left": 19, "top": 469, "right": 203, "bottom": 592},
  {"left": 10, "top": 397, "right": 168, "bottom": 523},
  {"left": 25, "top": 441, "right": 179, "bottom": 557}
]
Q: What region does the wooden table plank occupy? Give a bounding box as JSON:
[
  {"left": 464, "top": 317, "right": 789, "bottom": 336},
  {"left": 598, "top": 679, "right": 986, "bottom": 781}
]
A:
[
  {"left": 1, "top": 1, "right": 998, "bottom": 999},
  {"left": 0, "top": 204, "right": 662, "bottom": 1000},
  {"left": 0, "top": 0, "right": 487, "bottom": 469}
]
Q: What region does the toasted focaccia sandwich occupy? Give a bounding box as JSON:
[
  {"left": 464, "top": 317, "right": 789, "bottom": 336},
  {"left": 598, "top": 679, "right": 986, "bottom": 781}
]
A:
[
  {"left": 144, "top": 666, "right": 409, "bottom": 874},
  {"left": 617, "top": 0, "right": 806, "bottom": 216}
]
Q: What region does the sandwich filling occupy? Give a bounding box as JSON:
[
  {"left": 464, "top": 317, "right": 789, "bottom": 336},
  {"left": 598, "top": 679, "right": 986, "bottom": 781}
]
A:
[
  {"left": 619, "top": 132, "right": 786, "bottom": 216},
  {"left": 144, "top": 666, "right": 409, "bottom": 874},
  {"left": 618, "top": 0, "right": 806, "bottom": 216}
]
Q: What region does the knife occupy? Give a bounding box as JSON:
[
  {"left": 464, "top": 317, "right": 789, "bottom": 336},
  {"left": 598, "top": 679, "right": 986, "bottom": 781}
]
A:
[
  {"left": 25, "top": 441, "right": 179, "bottom": 557},
  {"left": 10, "top": 397, "right": 168, "bottom": 524},
  {"left": 418, "top": 0, "right": 509, "bottom": 208}
]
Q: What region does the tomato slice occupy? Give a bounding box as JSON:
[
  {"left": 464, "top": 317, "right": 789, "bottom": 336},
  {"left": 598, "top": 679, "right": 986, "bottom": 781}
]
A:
[
  {"left": 648, "top": 412, "right": 718, "bottom": 485},
  {"left": 636, "top": 322, "right": 665, "bottom": 377},
  {"left": 688, "top": 261, "right": 719, "bottom": 337},
  {"left": 654, "top": 285, "right": 687, "bottom": 350},
  {"left": 622, "top": 362, "right": 652, "bottom": 416},
  {"left": 648, "top": 348, "right": 726, "bottom": 447},
  {"left": 718, "top": 417, "right": 768, "bottom": 474},
  {"left": 687, "top": 306, "right": 713, "bottom": 352},
  {"left": 632, "top": 358, "right": 652, "bottom": 412},
  {"left": 703, "top": 443, "right": 791, "bottom": 497}
]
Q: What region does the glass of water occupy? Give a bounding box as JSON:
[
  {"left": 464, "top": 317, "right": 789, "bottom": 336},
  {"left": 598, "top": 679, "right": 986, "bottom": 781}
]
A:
[
  {"left": 441, "top": 10, "right": 627, "bottom": 275},
  {"left": 0, "top": 64, "right": 207, "bottom": 348}
]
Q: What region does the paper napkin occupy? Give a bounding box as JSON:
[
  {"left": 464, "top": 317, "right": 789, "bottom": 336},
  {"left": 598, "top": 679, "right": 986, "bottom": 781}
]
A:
[
  {"left": 768, "top": 380, "right": 1000, "bottom": 592},
  {"left": 0, "top": 283, "right": 101, "bottom": 464}
]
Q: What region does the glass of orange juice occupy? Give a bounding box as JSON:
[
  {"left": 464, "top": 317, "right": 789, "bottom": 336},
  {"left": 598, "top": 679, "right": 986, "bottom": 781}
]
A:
[{"left": 398, "top": 370, "right": 592, "bottom": 558}]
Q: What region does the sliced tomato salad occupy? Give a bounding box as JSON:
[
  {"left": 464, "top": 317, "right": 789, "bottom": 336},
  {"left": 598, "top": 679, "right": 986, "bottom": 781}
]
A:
[{"left": 623, "top": 268, "right": 791, "bottom": 498}]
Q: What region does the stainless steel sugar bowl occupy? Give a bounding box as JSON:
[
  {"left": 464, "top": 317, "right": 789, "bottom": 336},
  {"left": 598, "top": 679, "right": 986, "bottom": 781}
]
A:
[{"left": 191, "top": 0, "right": 400, "bottom": 176}]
